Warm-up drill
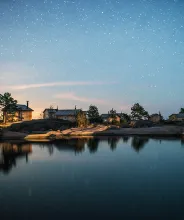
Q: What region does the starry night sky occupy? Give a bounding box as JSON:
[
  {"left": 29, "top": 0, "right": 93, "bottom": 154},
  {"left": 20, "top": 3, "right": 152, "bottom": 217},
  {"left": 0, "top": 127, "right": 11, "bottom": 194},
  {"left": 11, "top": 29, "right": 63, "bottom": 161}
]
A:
[{"left": 0, "top": 0, "right": 184, "bottom": 118}]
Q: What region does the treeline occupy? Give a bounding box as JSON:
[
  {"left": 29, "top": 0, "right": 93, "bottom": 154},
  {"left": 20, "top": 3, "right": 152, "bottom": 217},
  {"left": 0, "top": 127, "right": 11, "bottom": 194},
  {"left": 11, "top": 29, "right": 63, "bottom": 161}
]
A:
[
  {"left": 77, "top": 103, "right": 184, "bottom": 127},
  {"left": 76, "top": 103, "right": 162, "bottom": 127},
  {"left": 0, "top": 92, "right": 183, "bottom": 126}
]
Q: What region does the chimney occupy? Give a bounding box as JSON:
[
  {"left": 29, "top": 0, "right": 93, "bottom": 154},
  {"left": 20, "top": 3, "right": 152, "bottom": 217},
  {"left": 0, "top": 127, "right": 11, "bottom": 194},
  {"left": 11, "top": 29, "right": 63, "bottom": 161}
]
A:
[
  {"left": 26, "top": 101, "right": 29, "bottom": 109},
  {"left": 75, "top": 105, "right": 77, "bottom": 110}
]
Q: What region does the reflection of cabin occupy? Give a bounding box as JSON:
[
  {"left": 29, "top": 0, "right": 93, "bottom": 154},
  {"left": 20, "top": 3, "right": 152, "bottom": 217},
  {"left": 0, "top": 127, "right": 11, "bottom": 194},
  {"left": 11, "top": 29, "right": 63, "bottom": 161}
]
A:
[
  {"left": 3, "top": 101, "right": 34, "bottom": 122},
  {"left": 0, "top": 143, "right": 32, "bottom": 173},
  {"left": 169, "top": 113, "right": 184, "bottom": 121}
]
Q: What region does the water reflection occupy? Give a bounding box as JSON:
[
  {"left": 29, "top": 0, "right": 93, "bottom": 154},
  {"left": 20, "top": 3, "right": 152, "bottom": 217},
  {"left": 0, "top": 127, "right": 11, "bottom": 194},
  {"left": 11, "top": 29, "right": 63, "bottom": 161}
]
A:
[
  {"left": 0, "top": 137, "right": 183, "bottom": 175},
  {"left": 87, "top": 138, "right": 100, "bottom": 153},
  {"left": 131, "top": 137, "right": 149, "bottom": 152},
  {"left": 39, "top": 138, "right": 87, "bottom": 154},
  {"left": 181, "top": 138, "right": 184, "bottom": 146},
  {"left": 0, "top": 142, "right": 32, "bottom": 174},
  {"left": 122, "top": 136, "right": 130, "bottom": 143},
  {"left": 108, "top": 137, "right": 121, "bottom": 151}
]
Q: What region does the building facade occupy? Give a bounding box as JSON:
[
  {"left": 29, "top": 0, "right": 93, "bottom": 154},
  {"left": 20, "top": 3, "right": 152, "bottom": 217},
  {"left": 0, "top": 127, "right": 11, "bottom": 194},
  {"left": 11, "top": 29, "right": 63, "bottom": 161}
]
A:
[
  {"left": 3, "top": 101, "right": 33, "bottom": 123},
  {"left": 43, "top": 108, "right": 58, "bottom": 119},
  {"left": 55, "top": 109, "right": 80, "bottom": 122},
  {"left": 169, "top": 113, "right": 184, "bottom": 121},
  {"left": 101, "top": 113, "right": 121, "bottom": 123},
  {"left": 149, "top": 114, "right": 162, "bottom": 123}
]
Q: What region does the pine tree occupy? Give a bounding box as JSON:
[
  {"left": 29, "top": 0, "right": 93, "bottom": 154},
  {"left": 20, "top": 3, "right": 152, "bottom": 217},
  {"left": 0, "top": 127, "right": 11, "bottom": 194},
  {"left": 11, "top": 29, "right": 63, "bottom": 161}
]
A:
[{"left": 0, "top": 92, "right": 17, "bottom": 124}]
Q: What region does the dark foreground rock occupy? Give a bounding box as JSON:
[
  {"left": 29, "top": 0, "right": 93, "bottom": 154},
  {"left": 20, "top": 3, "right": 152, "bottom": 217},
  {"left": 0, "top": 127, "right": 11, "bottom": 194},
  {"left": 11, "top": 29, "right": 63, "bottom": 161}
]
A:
[
  {"left": 8, "top": 119, "right": 74, "bottom": 133},
  {"left": 1, "top": 125, "right": 184, "bottom": 141},
  {"left": 1, "top": 131, "right": 27, "bottom": 140},
  {"left": 130, "top": 120, "right": 153, "bottom": 128}
]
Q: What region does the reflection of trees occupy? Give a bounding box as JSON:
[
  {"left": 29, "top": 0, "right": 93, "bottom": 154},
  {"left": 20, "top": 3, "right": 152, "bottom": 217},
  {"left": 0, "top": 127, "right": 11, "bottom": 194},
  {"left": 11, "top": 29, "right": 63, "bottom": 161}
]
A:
[
  {"left": 0, "top": 142, "right": 32, "bottom": 174},
  {"left": 46, "top": 144, "right": 54, "bottom": 155},
  {"left": 108, "top": 137, "right": 120, "bottom": 151},
  {"left": 131, "top": 137, "right": 149, "bottom": 152},
  {"left": 36, "top": 139, "right": 88, "bottom": 155},
  {"left": 122, "top": 136, "right": 129, "bottom": 143},
  {"left": 75, "top": 139, "right": 87, "bottom": 153},
  {"left": 87, "top": 138, "right": 100, "bottom": 154},
  {"left": 181, "top": 139, "right": 184, "bottom": 146},
  {"left": 53, "top": 139, "right": 86, "bottom": 154}
]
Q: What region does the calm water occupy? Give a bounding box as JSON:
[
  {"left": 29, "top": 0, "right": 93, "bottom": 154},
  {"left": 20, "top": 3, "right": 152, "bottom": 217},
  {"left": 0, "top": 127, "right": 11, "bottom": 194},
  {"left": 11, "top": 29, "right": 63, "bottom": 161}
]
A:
[{"left": 1, "top": 137, "right": 184, "bottom": 220}]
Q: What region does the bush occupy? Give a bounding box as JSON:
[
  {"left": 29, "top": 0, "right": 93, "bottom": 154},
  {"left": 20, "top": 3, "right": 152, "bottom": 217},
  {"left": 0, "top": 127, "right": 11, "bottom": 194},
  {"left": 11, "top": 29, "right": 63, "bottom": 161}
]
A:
[{"left": 111, "top": 119, "right": 120, "bottom": 126}]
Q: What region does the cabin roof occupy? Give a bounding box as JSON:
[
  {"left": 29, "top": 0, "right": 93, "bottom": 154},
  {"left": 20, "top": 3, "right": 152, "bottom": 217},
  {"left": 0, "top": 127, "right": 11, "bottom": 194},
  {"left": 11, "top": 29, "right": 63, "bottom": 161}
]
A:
[
  {"left": 55, "top": 109, "right": 80, "bottom": 116},
  {"left": 101, "top": 113, "right": 121, "bottom": 118},
  {"left": 176, "top": 113, "right": 184, "bottom": 119},
  {"left": 101, "top": 114, "right": 109, "bottom": 118},
  {"left": 16, "top": 104, "right": 33, "bottom": 111},
  {"left": 43, "top": 108, "right": 57, "bottom": 113}
]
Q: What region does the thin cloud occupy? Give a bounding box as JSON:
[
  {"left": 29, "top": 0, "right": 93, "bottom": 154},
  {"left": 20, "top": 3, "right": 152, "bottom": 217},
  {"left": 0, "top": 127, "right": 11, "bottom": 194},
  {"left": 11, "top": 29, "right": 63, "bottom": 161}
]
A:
[
  {"left": 54, "top": 92, "right": 108, "bottom": 104},
  {"left": 4, "top": 81, "right": 117, "bottom": 90}
]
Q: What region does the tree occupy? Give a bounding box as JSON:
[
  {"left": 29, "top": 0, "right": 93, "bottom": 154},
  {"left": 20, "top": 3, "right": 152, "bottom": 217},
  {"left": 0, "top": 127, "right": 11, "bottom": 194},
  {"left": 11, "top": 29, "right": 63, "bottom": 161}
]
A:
[
  {"left": 158, "top": 111, "right": 164, "bottom": 121},
  {"left": 109, "top": 108, "right": 116, "bottom": 119},
  {"left": 88, "top": 105, "right": 101, "bottom": 123},
  {"left": 0, "top": 112, "right": 3, "bottom": 121},
  {"left": 131, "top": 103, "right": 149, "bottom": 120},
  {"left": 76, "top": 110, "right": 88, "bottom": 128},
  {"left": 0, "top": 92, "right": 17, "bottom": 124},
  {"left": 120, "top": 113, "right": 131, "bottom": 123},
  {"left": 179, "top": 108, "right": 184, "bottom": 113}
]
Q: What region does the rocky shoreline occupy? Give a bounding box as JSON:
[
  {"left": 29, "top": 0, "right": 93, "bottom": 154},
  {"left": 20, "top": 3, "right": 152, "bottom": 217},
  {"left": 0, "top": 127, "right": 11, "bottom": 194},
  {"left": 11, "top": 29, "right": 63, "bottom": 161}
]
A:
[{"left": 1, "top": 125, "right": 184, "bottom": 141}]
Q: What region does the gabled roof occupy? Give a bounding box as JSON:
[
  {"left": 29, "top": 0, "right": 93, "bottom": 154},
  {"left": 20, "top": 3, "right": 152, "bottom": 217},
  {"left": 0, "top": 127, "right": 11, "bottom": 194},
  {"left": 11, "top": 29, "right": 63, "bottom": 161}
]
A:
[
  {"left": 16, "top": 104, "right": 33, "bottom": 111},
  {"left": 43, "top": 108, "right": 57, "bottom": 113},
  {"left": 170, "top": 114, "right": 177, "bottom": 117},
  {"left": 101, "top": 114, "right": 109, "bottom": 119},
  {"left": 176, "top": 113, "right": 184, "bottom": 119},
  {"left": 55, "top": 109, "right": 80, "bottom": 116},
  {"left": 101, "top": 113, "right": 121, "bottom": 119}
]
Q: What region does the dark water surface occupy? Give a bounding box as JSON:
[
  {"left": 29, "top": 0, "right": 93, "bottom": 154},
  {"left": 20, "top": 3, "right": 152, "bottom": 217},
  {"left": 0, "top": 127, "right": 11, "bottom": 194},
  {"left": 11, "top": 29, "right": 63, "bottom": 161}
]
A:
[{"left": 1, "top": 137, "right": 184, "bottom": 220}]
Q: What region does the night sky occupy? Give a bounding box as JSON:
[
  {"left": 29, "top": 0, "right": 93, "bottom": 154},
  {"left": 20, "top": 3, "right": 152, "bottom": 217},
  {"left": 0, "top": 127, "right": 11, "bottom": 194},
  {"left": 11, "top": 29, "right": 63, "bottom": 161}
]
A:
[{"left": 0, "top": 0, "right": 184, "bottom": 118}]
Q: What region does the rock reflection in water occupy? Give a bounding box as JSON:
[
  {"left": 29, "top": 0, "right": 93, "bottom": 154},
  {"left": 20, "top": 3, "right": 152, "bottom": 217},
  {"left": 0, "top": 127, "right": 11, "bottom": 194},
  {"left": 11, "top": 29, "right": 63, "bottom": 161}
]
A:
[{"left": 0, "top": 142, "right": 32, "bottom": 174}]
